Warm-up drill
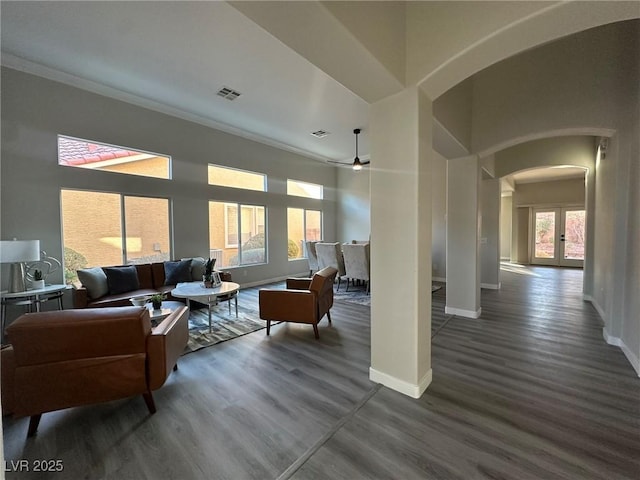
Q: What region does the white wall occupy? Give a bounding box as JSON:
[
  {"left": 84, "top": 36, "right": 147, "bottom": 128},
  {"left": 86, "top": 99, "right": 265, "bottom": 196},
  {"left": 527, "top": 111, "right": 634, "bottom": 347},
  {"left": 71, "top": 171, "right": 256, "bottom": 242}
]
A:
[
  {"left": 500, "top": 195, "right": 512, "bottom": 260},
  {"left": 480, "top": 178, "right": 500, "bottom": 288},
  {"left": 431, "top": 151, "right": 447, "bottom": 279},
  {"left": 0, "top": 67, "right": 337, "bottom": 292},
  {"left": 336, "top": 167, "right": 370, "bottom": 242}
]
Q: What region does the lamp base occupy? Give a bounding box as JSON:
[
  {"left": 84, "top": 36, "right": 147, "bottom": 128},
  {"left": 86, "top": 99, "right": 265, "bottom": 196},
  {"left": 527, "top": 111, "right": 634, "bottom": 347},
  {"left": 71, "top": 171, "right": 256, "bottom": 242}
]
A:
[{"left": 9, "top": 262, "right": 27, "bottom": 293}]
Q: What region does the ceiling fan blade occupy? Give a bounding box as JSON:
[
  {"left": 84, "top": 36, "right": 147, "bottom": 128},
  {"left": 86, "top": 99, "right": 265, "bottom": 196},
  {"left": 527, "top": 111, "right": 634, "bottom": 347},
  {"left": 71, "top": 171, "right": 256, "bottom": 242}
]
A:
[
  {"left": 361, "top": 160, "right": 370, "bottom": 165},
  {"left": 327, "top": 160, "right": 349, "bottom": 165}
]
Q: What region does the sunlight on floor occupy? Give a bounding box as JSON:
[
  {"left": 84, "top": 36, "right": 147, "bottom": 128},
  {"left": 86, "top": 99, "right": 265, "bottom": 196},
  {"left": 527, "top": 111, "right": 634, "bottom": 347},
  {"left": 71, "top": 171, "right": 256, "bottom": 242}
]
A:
[{"left": 500, "top": 262, "right": 541, "bottom": 277}]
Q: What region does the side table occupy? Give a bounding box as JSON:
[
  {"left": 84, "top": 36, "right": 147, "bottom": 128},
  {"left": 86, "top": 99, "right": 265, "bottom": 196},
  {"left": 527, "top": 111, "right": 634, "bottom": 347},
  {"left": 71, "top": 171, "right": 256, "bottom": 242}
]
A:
[{"left": 1, "top": 284, "right": 67, "bottom": 343}]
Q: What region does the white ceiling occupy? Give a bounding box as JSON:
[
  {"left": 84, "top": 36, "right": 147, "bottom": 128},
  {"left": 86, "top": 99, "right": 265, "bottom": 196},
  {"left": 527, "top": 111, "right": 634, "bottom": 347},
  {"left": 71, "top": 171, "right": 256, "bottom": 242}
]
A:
[{"left": 0, "top": 1, "right": 370, "bottom": 163}]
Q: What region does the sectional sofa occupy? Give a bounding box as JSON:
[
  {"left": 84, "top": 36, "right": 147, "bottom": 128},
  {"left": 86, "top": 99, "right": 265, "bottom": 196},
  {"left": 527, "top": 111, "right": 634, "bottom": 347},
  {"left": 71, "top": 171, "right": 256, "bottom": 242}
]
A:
[{"left": 73, "top": 258, "right": 231, "bottom": 308}]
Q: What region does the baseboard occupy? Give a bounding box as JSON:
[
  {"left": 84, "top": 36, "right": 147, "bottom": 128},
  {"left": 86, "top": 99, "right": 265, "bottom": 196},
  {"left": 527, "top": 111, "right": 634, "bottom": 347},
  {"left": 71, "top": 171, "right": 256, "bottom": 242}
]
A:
[
  {"left": 445, "top": 306, "right": 481, "bottom": 318},
  {"left": 369, "top": 367, "right": 432, "bottom": 399},
  {"left": 603, "top": 328, "right": 640, "bottom": 377},
  {"left": 432, "top": 277, "right": 447, "bottom": 283},
  {"left": 584, "top": 295, "right": 606, "bottom": 321},
  {"left": 481, "top": 282, "right": 501, "bottom": 290}
]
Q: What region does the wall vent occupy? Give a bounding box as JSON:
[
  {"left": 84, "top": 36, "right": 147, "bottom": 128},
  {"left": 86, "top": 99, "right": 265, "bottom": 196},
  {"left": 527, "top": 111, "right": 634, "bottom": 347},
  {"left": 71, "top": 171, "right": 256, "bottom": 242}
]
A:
[
  {"left": 311, "top": 130, "right": 330, "bottom": 138},
  {"left": 216, "top": 86, "right": 242, "bottom": 101}
]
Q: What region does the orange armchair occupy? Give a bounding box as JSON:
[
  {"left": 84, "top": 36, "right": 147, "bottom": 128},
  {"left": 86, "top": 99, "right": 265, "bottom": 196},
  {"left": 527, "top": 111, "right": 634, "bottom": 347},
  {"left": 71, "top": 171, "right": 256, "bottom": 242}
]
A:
[
  {"left": 2, "top": 305, "right": 188, "bottom": 437},
  {"left": 259, "top": 267, "right": 338, "bottom": 339}
]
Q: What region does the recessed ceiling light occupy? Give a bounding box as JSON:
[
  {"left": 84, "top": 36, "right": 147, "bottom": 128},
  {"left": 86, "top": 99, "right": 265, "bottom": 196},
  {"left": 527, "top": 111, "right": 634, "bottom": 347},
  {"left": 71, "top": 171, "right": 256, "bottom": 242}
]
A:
[
  {"left": 216, "top": 86, "right": 242, "bottom": 101},
  {"left": 311, "top": 130, "right": 330, "bottom": 138}
]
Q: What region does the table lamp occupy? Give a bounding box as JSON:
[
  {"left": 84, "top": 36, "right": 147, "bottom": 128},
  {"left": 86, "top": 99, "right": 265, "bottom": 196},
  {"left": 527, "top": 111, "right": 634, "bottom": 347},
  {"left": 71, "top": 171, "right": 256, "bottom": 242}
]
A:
[{"left": 0, "top": 240, "right": 41, "bottom": 293}]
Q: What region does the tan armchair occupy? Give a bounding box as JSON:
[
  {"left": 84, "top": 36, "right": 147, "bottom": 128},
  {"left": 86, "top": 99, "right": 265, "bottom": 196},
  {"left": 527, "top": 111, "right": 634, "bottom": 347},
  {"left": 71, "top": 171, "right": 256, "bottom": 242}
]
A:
[
  {"left": 259, "top": 267, "right": 338, "bottom": 339},
  {"left": 2, "top": 305, "right": 188, "bottom": 437}
]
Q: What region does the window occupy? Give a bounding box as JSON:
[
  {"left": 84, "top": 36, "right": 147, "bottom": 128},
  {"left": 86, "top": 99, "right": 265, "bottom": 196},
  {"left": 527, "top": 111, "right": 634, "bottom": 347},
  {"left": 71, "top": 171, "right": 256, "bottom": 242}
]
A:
[
  {"left": 61, "top": 190, "right": 171, "bottom": 283},
  {"left": 287, "top": 208, "right": 322, "bottom": 260},
  {"left": 208, "top": 164, "right": 266, "bottom": 191},
  {"left": 287, "top": 179, "right": 323, "bottom": 199},
  {"left": 58, "top": 135, "right": 171, "bottom": 180},
  {"left": 209, "top": 201, "right": 266, "bottom": 268}
]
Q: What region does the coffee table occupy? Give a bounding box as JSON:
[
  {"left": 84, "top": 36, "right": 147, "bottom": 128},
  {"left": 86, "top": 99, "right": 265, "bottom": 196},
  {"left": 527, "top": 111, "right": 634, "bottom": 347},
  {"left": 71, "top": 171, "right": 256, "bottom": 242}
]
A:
[
  {"left": 171, "top": 281, "right": 240, "bottom": 332},
  {"left": 145, "top": 301, "right": 184, "bottom": 327}
]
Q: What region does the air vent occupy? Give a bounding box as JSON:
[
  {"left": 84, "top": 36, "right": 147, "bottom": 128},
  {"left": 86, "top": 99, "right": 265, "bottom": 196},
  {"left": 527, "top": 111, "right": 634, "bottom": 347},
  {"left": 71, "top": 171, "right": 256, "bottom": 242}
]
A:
[
  {"left": 216, "top": 86, "right": 242, "bottom": 101},
  {"left": 311, "top": 130, "right": 330, "bottom": 138}
]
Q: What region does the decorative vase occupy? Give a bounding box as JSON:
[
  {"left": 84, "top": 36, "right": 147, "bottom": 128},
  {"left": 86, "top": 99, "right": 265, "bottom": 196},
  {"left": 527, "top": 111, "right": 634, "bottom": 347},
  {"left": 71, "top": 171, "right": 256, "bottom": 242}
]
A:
[
  {"left": 152, "top": 300, "right": 162, "bottom": 310},
  {"left": 203, "top": 275, "right": 213, "bottom": 288},
  {"left": 32, "top": 279, "right": 45, "bottom": 290}
]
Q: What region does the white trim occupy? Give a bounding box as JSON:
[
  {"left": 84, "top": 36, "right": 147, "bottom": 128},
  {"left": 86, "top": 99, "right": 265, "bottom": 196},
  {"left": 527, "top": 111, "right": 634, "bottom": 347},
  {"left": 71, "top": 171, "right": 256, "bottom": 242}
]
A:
[
  {"left": 2, "top": 54, "right": 334, "bottom": 164},
  {"left": 481, "top": 282, "right": 501, "bottom": 290},
  {"left": 369, "top": 367, "right": 432, "bottom": 399},
  {"left": 584, "top": 295, "right": 606, "bottom": 322},
  {"left": 432, "top": 276, "right": 447, "bottom": 283},
  {"left": 602, "top": 329, "right": 640, "bottom": 377},
  {"left": 445, "top": 306, "right": 482, "bottom": 318}
]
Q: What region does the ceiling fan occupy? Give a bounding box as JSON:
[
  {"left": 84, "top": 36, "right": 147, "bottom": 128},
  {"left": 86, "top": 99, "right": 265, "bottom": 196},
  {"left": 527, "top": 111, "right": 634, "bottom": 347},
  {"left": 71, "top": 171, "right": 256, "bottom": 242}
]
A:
[{"left": 329, "top": 129, "right": 370, "bottom": 170}]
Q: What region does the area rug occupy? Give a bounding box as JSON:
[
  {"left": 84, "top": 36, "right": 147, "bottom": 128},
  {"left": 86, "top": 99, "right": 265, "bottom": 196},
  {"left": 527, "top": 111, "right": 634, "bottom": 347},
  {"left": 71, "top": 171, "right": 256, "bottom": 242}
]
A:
[
  {"left": 183, "top": 303, "right": 269, "bottom": 354},
  {"left": 334, "top": 284, "right": 442, "bottom": 307}
]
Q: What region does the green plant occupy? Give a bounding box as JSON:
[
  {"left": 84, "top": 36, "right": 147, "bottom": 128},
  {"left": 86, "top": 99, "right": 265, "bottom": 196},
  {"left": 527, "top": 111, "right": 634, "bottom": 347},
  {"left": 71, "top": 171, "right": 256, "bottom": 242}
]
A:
[
  {"left": 150, "top": 293, "right": 166, "bottom": 309},
  {"left": 34, "top": 269, "right": 43, "bottom": 281},
  {"left": 64, "top": 247, "right": 88, "bottom": 284},
  {"left": 150, "top": 293, "right": 166, "bottom": 303},
  {"left": 287, "top": 239, "right": 300, "bottom": 259}
]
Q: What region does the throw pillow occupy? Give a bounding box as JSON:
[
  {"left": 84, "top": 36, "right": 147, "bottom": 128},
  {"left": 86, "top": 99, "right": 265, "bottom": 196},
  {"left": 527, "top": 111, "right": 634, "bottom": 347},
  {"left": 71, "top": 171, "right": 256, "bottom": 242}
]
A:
[
  {"left": 164, "top": 259, "right": 192, "bottom": 285},
  {"left": 77, "top": 267, "right": 109, "bottom": 299},
  {"left": 188, "top": 257, "right": 206, "bottom": 281},
  {"left": 103, "top": 266, "right": 140, "bottom": 295}
]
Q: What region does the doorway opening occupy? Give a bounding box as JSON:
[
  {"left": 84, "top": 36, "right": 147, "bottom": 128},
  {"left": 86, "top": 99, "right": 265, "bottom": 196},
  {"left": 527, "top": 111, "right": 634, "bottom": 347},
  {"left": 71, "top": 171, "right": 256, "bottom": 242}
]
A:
[{"left": 531, "top": 207, "right": 585, "bottom": 267}]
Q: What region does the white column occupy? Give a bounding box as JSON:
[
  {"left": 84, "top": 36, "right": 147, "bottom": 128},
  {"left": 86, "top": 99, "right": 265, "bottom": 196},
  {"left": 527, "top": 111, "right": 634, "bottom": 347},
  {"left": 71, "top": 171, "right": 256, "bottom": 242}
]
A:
[
  {"left": 446, "top": 155, "right": 482, "bottom": 318},
  {"left": 369, "top": 86, "right": 433, "bottom": 398},
  {"left": 481, "top": 177, "right": 501, "bottom": 289}
]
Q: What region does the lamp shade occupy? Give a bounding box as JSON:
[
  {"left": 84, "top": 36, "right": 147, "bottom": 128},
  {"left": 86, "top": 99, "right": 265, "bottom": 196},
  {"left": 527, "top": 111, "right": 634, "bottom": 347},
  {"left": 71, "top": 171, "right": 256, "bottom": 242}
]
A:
[{"left": 0, "top": 240, "right": 41, "bottom": 263}]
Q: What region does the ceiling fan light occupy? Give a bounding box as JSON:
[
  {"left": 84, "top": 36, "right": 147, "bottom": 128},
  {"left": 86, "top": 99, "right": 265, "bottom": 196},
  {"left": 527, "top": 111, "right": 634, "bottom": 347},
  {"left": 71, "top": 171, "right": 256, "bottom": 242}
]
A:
[{"left": 352, "top": 157, "right": 363, "bottom": 171}]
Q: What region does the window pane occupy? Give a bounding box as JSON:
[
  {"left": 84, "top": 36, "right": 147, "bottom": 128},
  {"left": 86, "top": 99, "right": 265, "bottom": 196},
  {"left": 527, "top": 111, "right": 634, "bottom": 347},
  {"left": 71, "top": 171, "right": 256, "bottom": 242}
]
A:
[
  {"left": 240, "top": 205, "right": 266, "bottom": 265},
  {"left": 305, "top": 210, "right": 322, "bottom": 241},
  {"left": 58, "top": 136, "right": 170, "bottom": 180},
  {"left": 61, "top": 190, "right": 122, "bottom": 283},
  {"left": 208, "top": 164, "right": 266, "bottom": 191},
  {"left": 564, "top": 210, "right": 585, "bottom": 260},
  {"left": 287, "top": 208, "right": 304, "bottom": 259},
  {"left": 534, "top": 211, "right": 555, "bottom": 258},
  {"left": 124, "top": 196, "right": 170, "bottom": 264},
  {"left": 209, "top": 201, "right": 236, "bottom": 268},
  {"left": 287, "top": 179, "right": 323, "bottom": 199}
]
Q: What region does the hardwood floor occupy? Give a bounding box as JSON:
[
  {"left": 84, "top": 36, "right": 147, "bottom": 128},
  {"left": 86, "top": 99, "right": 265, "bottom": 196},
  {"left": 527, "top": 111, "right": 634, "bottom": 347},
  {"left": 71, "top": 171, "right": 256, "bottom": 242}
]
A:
[{"left": 3, "top": 266, "right": 639, "bottom": 479}]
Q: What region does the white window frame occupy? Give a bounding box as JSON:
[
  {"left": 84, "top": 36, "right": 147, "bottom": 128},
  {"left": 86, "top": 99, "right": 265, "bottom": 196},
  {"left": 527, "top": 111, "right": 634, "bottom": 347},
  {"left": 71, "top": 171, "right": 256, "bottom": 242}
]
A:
[{"left": 208, "top": 164, "right": 267, "bottom": 191}]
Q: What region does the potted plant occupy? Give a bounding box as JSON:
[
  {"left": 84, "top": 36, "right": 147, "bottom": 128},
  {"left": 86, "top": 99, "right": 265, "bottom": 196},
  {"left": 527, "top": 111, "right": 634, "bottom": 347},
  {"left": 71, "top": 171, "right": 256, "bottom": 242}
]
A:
[
  {"left": 203, "top": 257, "right": 216, "bottom": 288},
  {"left": 149, "top": 293, "right": 166, "bottom": 310},
  {"left": 32, "top": 269, "right": 45, "bottom": 290}
]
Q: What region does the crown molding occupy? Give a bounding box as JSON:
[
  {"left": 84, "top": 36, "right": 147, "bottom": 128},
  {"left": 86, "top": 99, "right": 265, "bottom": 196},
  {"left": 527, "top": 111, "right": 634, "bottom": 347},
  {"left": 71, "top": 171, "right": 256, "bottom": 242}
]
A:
[{"left": 1, "top": 53, "right": 334, "bottom": 164}]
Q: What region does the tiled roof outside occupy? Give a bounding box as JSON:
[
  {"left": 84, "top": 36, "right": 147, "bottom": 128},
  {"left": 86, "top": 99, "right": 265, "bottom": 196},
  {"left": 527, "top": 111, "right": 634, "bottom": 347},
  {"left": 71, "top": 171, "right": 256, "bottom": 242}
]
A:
[{"left": 58, "top": 136, "right": 142, "bottom": 166}]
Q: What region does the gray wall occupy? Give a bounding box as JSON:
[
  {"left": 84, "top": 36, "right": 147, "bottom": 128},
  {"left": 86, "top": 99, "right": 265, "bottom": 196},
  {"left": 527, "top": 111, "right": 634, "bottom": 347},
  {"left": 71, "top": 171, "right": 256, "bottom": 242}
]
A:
[
  {"left": 1, "top": 67, "right": 337, "bottom": 293},
  {"left": 500, "top": 195, "right": 512, "bottom": 260},
  {"left": 336, "top": 167, "right": 370, "bottom": 242},
  {"left": 431, "top": 151, "right": 447, "bottom": 279}
]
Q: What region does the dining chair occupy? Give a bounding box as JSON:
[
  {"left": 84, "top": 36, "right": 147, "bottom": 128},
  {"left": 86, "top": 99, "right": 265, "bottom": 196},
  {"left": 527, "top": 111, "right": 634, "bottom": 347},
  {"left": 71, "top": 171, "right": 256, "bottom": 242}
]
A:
[
  {"left": 304, "top": 241, "right": 319, "bottom": 276},
  {"left": 342, "top": 243, "right": 370, "bottom": 293},
  {"left": 315, "top": 242, "right": 347, "bottom": 290}
]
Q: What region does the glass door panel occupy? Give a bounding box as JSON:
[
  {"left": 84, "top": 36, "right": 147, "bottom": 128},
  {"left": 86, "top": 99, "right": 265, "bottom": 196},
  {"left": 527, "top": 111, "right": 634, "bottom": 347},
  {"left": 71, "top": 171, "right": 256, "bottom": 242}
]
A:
[
  {"left": 560, "top": 209, "right": 585, "bottom": 267},
  {"left": 533, "top": 210, "right": 558, "bottom": 263}
]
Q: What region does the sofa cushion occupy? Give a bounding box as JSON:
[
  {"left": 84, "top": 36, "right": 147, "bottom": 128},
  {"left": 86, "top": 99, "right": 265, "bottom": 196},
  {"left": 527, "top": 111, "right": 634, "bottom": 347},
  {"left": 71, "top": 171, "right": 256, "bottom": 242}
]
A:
[
  {"left": 164, "top": 260, "right": 192, "bottom": 286},
  {"left": 88, "top": 289, "right": 158, "bottom": 308},
  {"left": 134, "top": 264, "right": 154, "bottom": 289},
  {"left": 103, "top": 266, "right": 140, "bottom": 295},
  {"left": 182, "top": 257, "right": 206, "bottom": 281},
  {"left": 77, "top": 267, "right": 109, "bottom": 299}
]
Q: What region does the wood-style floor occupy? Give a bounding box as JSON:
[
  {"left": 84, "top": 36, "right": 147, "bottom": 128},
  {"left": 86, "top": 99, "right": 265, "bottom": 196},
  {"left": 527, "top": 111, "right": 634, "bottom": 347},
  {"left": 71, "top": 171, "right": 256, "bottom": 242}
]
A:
[{"left": 3, "top": 265, "right": 639, "bottom": 479}]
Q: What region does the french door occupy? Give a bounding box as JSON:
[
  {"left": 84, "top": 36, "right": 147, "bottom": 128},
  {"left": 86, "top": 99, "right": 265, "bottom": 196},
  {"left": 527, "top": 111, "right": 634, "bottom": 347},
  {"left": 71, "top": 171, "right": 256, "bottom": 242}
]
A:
[{"left": 531, "top": 207, "right": 585, "bottom": 267}]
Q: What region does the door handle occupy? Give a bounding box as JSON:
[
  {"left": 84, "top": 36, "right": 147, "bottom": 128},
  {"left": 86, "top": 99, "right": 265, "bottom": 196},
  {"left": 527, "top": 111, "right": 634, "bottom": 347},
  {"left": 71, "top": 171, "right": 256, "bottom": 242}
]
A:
[{"left": 560, "top": 233, "right": 565, "bottom": 242}]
